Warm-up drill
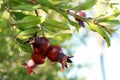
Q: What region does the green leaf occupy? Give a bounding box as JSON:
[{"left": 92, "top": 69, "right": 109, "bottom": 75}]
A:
[
  {"left": 57, "top": 8, "right": 68, "bottom": 18},
  {"left": 11, "top": 12, "right": 27, "bottom": 20},
  {"left": 71, "top": 0, "right": 97, "bottom": 11},
  {"left": 17, "top": 28, "right": 39, "bottom": 39},
  {"left": 107, "top": 20, "right": 120, "bottom": 24},
  {"left": 88, "top": 22, "right": 111, "bottom": 47},
  {"left": 17, "top": 25, "right": 39, "bottom": 31},
  {"left": 42, "top": 19, "right": 69, "bottom": 33},
  {"left": 15, "top": 15, "right": 41, "bottom": 28},
  {"left": 68, "top": 20, "right": 80, "bottom": 32},
  {"left": 38, "top": 0, "right": 58, "bottom": 11},
  {"left": 8, "top": 0, "right": 29, "bottom": 7},
  {"left": 50, "top": 33, "right": 72, "bottom": 45},
  {"left": 55, "top": 1, "right": 73, "bottom": 9},
  {"left": 97, "top": 11, "right": 120, "bottom": 22},
  {"left": 12, "top": 4, "right": 34, "bottom": 11},
  {"left": 16, "top": 38, "right": 33, "bottom": 53}
]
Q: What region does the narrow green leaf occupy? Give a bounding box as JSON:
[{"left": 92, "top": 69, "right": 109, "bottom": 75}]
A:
[
  {"left": 71, "top": 0, "right": 97, "bottom": 11},
  {"left": 15, "top": 16, "right": 41, "bottom": 28},
  {"left": 55, "top": 1, "right": 73, "bottom": 9},
  {"left": 107, "top": 20, "right": 120, "bottom": 24},
  {"left": 38, "top": 0, "right": 71, "bottom": 20},
  {"left": 9, "top": 0, "right": 29, "bottom": 6},
  {"left": 73, "top": 13, "right": 87, "bottom": 22},
  {"left": 97, "top": 12, "right": 120, "bottom": 22},
  {"left": 12, "top": 4, "right": 34, "bottom": 11},
  {"left": 16, "top": 38, "right": 33, "bottom": 53},
  {"left": 68, "top": 20, "right": 80, "bottom": 32},
  {"left": 42, "top": 19, "right": 69, "bottom": 33},
  {"left": 16, "top": 25, "right": 39, "bottom": 31},
  {"left": 88, "top": 22, "right": 111, "bottom": 47},
  {"left": 50, "top": 33, "right": 72, "bottom": 45},
  {"left": 17, "top": 28, "right": 39, "bottom": 39},
  {"left": 11, "top": 12, "right": 27, "bottom": 20},
  {"left": 38, "top": 0, "right": 58, "bottom": 11}
]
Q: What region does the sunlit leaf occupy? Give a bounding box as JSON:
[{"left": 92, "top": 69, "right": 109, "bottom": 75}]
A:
[
  {"left": 9, "top": 0, "right": 30, "bottom": 7},
  {"left": 71, "top": 0, "right": 97, "bottom": 11},
  {"left": 38, "top": 0, "right": 58, "bottom": 11},
  {"left": 55, "top": 1, "right": 73, "bottom": 9},
  {"left": 12, "top": 4, "right": 34, "bottom": 11},
  {"left": 68, "top": 20, "right": 80, "bottom": 32},
  {"left": 17, "top": 28, "right": 39, "bottom": 39},
  {"left": 88, "top": 22, "right": 110, "bottom": 47},
  {"left": 106, "top": 20, "right": 120, "bottom": 26},
  {"left": 17, "top": 25, "right": 39, "bottom": 31},
  {"left": 50, "top": 33, "right": 72, "bottom": 45},
  {"left": 42, "top": 19, "right": 69, "bottom": 33},
  {"left": 15, "top": 16, "right": 41, "bottom": 28},
  {"left": 96, "top": 11, "right": 120, "bottom": 22}
]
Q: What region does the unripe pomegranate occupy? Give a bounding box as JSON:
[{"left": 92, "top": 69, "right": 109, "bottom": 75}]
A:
[{"left": 74, "top": 11, "right": 86, "bottom": 28}]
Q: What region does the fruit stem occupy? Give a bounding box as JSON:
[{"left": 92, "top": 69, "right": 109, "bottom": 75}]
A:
[{"left": 34, "top": 9, "right": 45, "bottom": 37}]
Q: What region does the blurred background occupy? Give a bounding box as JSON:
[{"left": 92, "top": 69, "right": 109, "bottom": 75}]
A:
[{"left": 0, "top": 0, "right": 120, "bottom": 80}]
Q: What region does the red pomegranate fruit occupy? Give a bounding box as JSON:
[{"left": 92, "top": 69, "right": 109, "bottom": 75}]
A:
[
  {"left": 46, "top": 46, "right": 62, "bottom": 62},
  {"left": 31, "top": 52, "right": 47, "bottom": 64},
  {"left": 74, "top": 11, "right": 86, "bottom": 28},
  {"left": 46, "top": 46, "right": 73, "bottom": 71},
  {"left": 25, "top": 33, "right": 50, "bottom": 54}
]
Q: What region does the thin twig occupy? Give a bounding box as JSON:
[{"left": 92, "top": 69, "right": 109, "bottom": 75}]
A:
[{"left": 34, "top": 9, "right": 45, "bottom": 37}]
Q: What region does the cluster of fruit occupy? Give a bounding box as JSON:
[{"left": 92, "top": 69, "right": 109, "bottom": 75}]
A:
[{"left": 23, "top": 33, "right": 73, "bottom": 74}]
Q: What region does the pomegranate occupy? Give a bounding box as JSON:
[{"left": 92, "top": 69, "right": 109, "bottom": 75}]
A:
[
  {"left": 46, "top": 46, "right": 73, "bottom": 71},
  {"left": 74, "top": 11, "right": 86, "bottom": 28}
]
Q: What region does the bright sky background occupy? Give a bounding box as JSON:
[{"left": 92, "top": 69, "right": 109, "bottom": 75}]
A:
[{"left": 70, "top": 28, "right": 120, "bottom": 80}]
